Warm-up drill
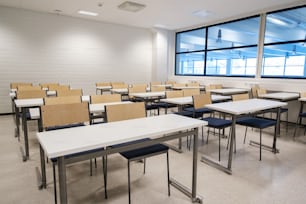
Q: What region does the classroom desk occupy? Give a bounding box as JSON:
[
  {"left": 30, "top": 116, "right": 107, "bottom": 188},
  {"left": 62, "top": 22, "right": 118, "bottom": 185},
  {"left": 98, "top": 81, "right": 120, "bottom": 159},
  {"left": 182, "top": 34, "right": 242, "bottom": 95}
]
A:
[
  {"left": 160, "top": 95, "right": 232, "bottom": 111},
  {"left": 96, "top": 86, "right": 112, "bottom": 94},
  {"left": 129, "top": 91, "right": 166, "bottom": 101},
  {"left": 37, "top": 114, "right": 207, "bottom": 204},
  {"left": 258, "top": 92, "right": 300, "bottom": 102},
  {"left": 89, "top": 101, "right": 132, "bottom": 114},
  {"left": 209, "top": 88, "right": 249, "bottom": 96},
  {"left": 202, "top": 98, "right": 287, "bottom": 174},
  {"left": 14, "top": 98, "right": 44, "bottom": 161}
]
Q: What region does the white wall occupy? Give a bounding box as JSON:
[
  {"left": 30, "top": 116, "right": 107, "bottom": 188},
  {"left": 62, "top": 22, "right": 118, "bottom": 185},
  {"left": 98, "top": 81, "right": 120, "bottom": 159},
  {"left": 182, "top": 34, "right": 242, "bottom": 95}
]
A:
[{"left": 0, "top": 6, "right": 154, "bottom": 113}]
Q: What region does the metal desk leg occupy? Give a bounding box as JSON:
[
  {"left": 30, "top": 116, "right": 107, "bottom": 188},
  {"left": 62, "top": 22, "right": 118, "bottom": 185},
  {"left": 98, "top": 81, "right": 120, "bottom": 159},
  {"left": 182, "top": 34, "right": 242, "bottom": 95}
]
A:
[
  {"left": 38, "top": 145, "right": 46, "bottom": 189},
  {"left": 15, "top": 105, "right": 20, "bottom": 139},
  {"left": 21, "top": 107, "right": 29, "bottom": 161},
  {"left": 170, "top": 128, "right": 203, "bottom": 203},
  {"left": 58, "top": 156, "right": 67, "bottom": 204}
]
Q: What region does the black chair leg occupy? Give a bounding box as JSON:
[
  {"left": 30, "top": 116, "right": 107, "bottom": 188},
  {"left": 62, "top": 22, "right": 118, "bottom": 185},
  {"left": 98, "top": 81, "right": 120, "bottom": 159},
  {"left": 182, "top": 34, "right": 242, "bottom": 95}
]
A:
[
  {"left": 243, "top": 127, "right": 248, "bottom": 144},
  {"left": 53, "top": 163, "right": 57, "bottom": 204},
  {"left": 128, "top": 161, "right": 131, "bottom": 204},
  {"left": 103, "top": 156, "right": 108, "bottom": 199},
  {"left": 166, "top": 152, "right": 170, "bottom": 196},
  {"left": 259, "top": 130, "right": 262, "bottom": 161}
]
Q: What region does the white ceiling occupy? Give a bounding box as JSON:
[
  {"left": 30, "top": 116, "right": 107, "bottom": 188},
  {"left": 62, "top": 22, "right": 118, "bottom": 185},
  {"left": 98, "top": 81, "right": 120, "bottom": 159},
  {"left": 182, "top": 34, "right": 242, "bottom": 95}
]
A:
[{"left": 0, "top": 0, "right": 304, "bottom": 30}]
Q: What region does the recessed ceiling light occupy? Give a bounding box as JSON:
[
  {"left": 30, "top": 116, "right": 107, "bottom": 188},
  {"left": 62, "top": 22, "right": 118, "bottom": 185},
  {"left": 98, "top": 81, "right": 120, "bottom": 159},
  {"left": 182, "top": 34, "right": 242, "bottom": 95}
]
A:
[
  {"left": 118, "top": 1, "right": 146, "bottom": 12},
  {"left": 192, "top": 9, "right": 213, "bottom": 18},
  {"left": 78, "top": 10, "right": 99, "bottom": 16}
]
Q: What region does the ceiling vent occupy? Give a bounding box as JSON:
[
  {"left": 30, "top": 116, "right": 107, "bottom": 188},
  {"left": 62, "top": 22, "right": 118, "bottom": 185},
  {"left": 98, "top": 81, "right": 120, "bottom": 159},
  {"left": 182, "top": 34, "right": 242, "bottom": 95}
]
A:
[{"left": 118, "top": 1, "right": 146, "bottom": 12}]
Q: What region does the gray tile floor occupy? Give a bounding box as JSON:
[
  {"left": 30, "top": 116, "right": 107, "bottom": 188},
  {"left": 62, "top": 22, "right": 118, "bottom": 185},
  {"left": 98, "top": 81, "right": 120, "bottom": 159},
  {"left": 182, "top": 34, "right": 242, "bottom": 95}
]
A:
[{"left": 1, "top": 114, "right": 306, "bottom": 204}]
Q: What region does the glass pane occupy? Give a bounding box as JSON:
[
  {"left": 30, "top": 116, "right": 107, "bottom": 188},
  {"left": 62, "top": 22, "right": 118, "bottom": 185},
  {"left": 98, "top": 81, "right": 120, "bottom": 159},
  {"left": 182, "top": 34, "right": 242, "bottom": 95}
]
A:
[
  {"left": 175, "top": 52, "right": 205, "bottom": 75},
  {"left": 207, "top": 17, "right": 260, "bottom": 49},
  {"left": 176, "top": 28, "right": 206, "bottom": 52},
  {"left": 265, "top": 6, "right": 306, "bottom": 43},
  {"left": 206, "top": 47, "right": 257, "bottom": 76},
  {"left": 262, "top": 42, "right": 306, "bottom": 77}
]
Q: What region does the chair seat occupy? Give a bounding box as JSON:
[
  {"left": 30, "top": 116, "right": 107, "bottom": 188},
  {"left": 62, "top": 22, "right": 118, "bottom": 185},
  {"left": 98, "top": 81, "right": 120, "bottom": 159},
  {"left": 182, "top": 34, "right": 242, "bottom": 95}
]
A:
[
  {"left": 112, "top": 138, "right": 169, "bottom": 160},
  {"left": 299, "top": 112, "right": 306, "bottom": 117},
  {"left": 202, "top": 117, "right": 232, "bottom": 128},
  {"left": 237, "top": 117, "right": 276, "bottom": 129},
  {"left": 174, "top": 110, "right": 194, "bottom": 117},
  {"left": 184, "top": 107, "right": 213, "bottom": 114}
]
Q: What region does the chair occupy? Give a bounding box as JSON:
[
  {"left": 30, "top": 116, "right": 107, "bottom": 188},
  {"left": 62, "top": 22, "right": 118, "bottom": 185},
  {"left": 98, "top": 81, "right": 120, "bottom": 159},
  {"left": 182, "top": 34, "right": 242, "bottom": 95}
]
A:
[
  {"left": 236, "top": 116, "right": 277, "bottom": 160},
  {"left": 157, "top": 90, "right": 183, "bottom": 114},
  {"left": 294, "top": 92, "right": 306, "bottom": 138},
  {"left": 257, "top": 89, "right": 289, "bottom": 132},
  {"left": 183, "top": 88, "right": 200, "bottom": 97},
  {"left": 95, "top": 82, "right": 111, "bottom": 94},
  {"left": 40, "top": 83, "right": 59, "bottom": 90},
  {"left": 40, "top": 102, "right": 106, "bottom": 203},
  {"left": 90, "top": 94, "right": 121, "bottom": 123},
  {"left": 195, "top": 94, "right": 232, "bottom": 161},
  {"left": 56, "top": 89, "right": 83, "bottom": 97},
  {"left": 128, "top": 85, "right": 147, "bottom": 101},
  {"left": 17, "top": 85, "right": 42, "bottom": 91},
  {"left": 105, "top": 102, "right": 170, "bottom": 204},
  {"left": 10, "top": 82, "right": 32, "bottom": 90},
  {"left": 231, "top": 93, "right": 250, "bottom": 101},
  {"left": 44, "top": 95, "right": 81, "bottom": 105},
  {"left": 48, "top": 84, "right": 70, "bottom": 91}
]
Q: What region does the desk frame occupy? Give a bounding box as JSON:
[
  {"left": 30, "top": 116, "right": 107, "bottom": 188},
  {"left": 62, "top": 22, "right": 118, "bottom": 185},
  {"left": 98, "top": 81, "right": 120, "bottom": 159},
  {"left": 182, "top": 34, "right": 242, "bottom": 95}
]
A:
[{"left": 38, "top": 116, "right": 206, "bottom": 204}]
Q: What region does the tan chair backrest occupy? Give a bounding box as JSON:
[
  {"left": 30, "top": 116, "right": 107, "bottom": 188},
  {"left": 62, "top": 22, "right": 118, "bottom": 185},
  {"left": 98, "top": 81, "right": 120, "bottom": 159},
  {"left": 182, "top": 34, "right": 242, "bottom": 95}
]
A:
[
  {"left": 166, "top": 81, "right": 176, "bottom": 86},
  {"left": 150, "top": 82, "right": 162, "bottom": 86},
  {"left": 44, "top": 96, "right": 81, "bottom": 105},
  {"left": 232, "top": 93, "right": 250, "bottom": 101},
  {"left": 111, "top": 82, "right": 125, "bottom": 86},
  {"left": 41, "top": 102, "right": 89, "bottom": 128},
  {"left": 251, "top": 86, "right": 259, "bottom": 98},
  {"left": 10, "top": 82, "right": 32, "bottom": 89},
  {"left": 193, "top": 94, "right": 212, "bottom": 109},
  {"left": 300, "top": 92, "right": 306, "bottom": 97},
  {"left": 91, "top": 94, "right": 121, "bottom": 104},
  {"left": 172, "top": 83, "right": 186, "bottom": 88},
  {"left": 257, "top": 88, "right": 267, "bottom": 97},
  {"left": 105, "top": 102, "right": 146, "bottom": 122},
  {"left": 151, "top": 86, "right": 165, "bottom": 92},
  {"left": 129, "top": 86, "right": 146, "bottom": 94},
  {"left": 96, "top": 82, "right": 111, "bottom": 87},
  {"left": 183, "top": 88, "right": 200, "bottom": 97},
  {"left": 40, "top": 83, "right": 59, "bottom": 89},
  {"left": 17, "top": 90, "right": 46, "bottom": 99},
  {"left": 166, "top": 90, "right": 183, "bottom": 98},
  {"left": 18, "top": 85, "right": 41, "bottom": 91},
  {"left": 207, "top": 84, "right": 222, "bottom": 90},
  {"left": 48, "top": 85, "right": 70, "bottom": 91},
  {"left": 186, "top": 82, "right": 200, "bottom": 87},
  {"left": 57, "top": 89, "right": 83, "bottom": 97},
  {"left": 112, "top": 84, "right": 128, "bottom": 89}
]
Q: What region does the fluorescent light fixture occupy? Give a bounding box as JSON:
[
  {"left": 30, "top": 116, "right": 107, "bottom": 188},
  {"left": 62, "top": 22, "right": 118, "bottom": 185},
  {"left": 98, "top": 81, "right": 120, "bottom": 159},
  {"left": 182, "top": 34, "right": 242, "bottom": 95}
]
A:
[
  {"left": 78, "top": 10, "right": 98, "bottom": 16},
  {"left": 192, "top": 9, "right": 213, "bottom": 18},
  {"left": 118, "top": 1, "right": 146, "bottom": 12},
  {"left": 266, "top": 14, "right": 297, "bottom": 28}
]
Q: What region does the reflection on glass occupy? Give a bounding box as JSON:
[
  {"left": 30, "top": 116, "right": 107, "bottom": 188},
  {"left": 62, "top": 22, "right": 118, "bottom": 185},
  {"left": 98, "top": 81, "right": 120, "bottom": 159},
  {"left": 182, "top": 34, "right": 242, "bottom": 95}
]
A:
[
  {"left": 176, "top": 28, "right": 206, "bottom": 52},
  {"left": 176, "top": 52, "right": 205, "bottom": 75}
]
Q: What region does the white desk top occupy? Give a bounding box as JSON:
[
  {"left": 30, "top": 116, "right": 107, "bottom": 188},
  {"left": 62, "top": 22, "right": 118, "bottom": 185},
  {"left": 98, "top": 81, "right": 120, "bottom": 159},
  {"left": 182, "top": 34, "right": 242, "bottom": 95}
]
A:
[
  {"left": 205, "top": 98, "right": 287, "bottom": 115},
  {"left": 15, "top": 98, "right": 44, "bottom": 108},
  {"left": 37, "top": 114, "right": 207, "bottom": 158},
  {"left": 160, "top": 96, "right": 193, "bottom": 105},
  {"left": 96, "top": 86, "right": 112, "bottom": 90},
  {"left": 209, "top": 88, "right": 249, "bottom": 95},
  {"left": 110, "top": 88, "right": 128, "bottom": 94},
  {"left": 299, "top": 97, "right": 306, "bottom": 102},
  {"left": 129, "top": 91, "right": 165, "bottom": 99},
  {"left": 259, "top": 92, "right": 300, "bottom": 101},
  {"left": 89, "top": 101, "right": 132, "bottom": 113},
  {"left": 160, "top": 95, "right": 232, "bottom": 105},
  {"left": 172, "top": 86, "right": 201, "bottom": 90}
]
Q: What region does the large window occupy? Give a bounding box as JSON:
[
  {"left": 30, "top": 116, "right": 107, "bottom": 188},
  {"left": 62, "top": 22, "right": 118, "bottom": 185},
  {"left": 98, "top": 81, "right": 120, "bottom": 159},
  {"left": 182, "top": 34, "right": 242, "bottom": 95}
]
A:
[
  {"left": 175, "top": 16, "right": 260, "bottom": 77},
  {"left": 175, "top": 5, "right": 306, "bottom": 79},
  {"left": 262, "top": 6, "right": 306, "bottom": 78},
  {"left": 175, "top": 29, "right": 206, "bottom": 75}
]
